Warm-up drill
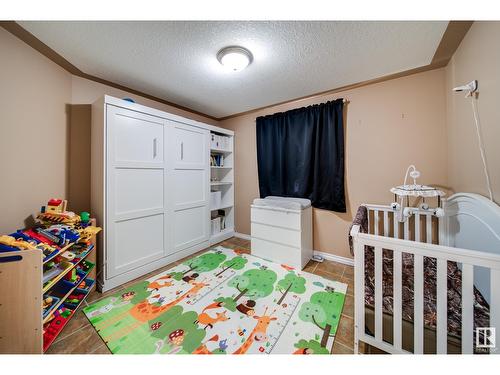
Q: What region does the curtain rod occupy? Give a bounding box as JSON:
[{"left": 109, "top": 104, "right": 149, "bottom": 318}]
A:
[{"left": 254, "top": 98, "right": 350, "bottom": 121}]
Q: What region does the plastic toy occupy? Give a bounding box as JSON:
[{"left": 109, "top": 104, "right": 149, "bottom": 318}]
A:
[
  {"left": 42, "top": 296, "right": 53, "bottom": 309},
  {"left": 37, "top": 211, "right": 80, "bottom": 225},
  {"left": 80, "top": 212, "right": 90, "bottom": 223},
  {"left": 37, "top": 200, "right": 80, "bottom": 225},
  {"left": 77, "top": 226, "right": 101, "bottom": 242},
  {"left": 78, "top": 261, "right": 91, "bottom": 272},
  {"left": 60, "top": 251, "right": 75, "bottom": 261},
  {"left": 46, "top": 199, "right": 66, "bottom": 213},
  {"left": 0, "top": 235, "right": 37, "bottom": 251},
  {"left": 43, "top": 225, "right": 80, "bottom": 245},
  {"left": 23, "top": 229, "right": 59, "bottom": 247},
  {"left": 65, "top": 268, "right": 77, "bottom": 282},
  {"left": 35, "top": 227, "right": 64, "bottom": 245}
]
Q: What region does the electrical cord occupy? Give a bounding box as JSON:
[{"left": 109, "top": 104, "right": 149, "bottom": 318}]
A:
[{"left": 470, "top": 96, "right": 494, "bottom": 201}]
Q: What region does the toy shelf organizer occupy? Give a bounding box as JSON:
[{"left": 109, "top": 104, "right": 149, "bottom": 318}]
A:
[{"left": 0, "top": 221, "right": 98, "bottom": 354}]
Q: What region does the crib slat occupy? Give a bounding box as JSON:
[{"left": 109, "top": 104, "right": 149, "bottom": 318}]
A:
[
  {"left": 404, "top": 219, "right": 409, "bottom": 240},
  {"left": 436, "top": 259, "right": 448, "bottom": 354},
  {"left": 374, "top": 246, "right": 383, "bottom": 341},
  {"left": 374, "top": 210, "right": 379, "bottom": 235},
  {"left": 414, "top": 254, "right": 424, "bottom": 354},
  {"left": 393, "top": 214, "right": 399, "bottom": 239},
  {"left": 490, "top": 269, "right": 500, "bottom": 354},
  {"left": 426, "top": 215, "right": 432, "bottom": 244},
  {"left": 354, "top": 238, "right": 366, "bottom": 354},
  {"left": 462, "top": 264, "right": 474, "bottom": 354},
  {"left": 414, "top": 213, "right": 420, "bottom": 242},
  {"left": 393, "top": 250, "right": 402, "bottom": 350},
  {"left": 383, "top": 211, "right": 389, "bottom": 236}
]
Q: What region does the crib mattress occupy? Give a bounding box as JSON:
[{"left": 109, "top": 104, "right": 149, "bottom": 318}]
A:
[{"left": 363, "top": 248, "right": 490, "bottom": 344}]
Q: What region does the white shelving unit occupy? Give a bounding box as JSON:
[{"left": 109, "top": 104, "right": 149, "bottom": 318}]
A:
[{"left": 209, "top": 131, "right": 234, "bottom": 245}]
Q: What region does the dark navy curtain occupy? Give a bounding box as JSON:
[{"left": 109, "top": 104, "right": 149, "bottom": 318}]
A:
[{"left": 256, "top": 99, "right": 345, "bottom": 212}]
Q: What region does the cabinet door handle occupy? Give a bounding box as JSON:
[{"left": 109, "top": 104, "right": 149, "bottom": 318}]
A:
[
  {"left": 181, "top": 142, "right": 184, "bottom": 160},
  {"left": 153, "top": 138, "right": 158, "bottom": 159}
]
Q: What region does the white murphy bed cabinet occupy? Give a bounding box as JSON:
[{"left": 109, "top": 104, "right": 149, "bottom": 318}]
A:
[{"left": 91, "top": 95, "right": 234, "bottom": 291}]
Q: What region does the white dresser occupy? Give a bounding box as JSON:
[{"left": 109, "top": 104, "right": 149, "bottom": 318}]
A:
[
  {"left": 251, "top": 197, "right": 313, "bottom": 270},
  {"left": 91, "top": 95, "right": 234, "bottom": 291}
]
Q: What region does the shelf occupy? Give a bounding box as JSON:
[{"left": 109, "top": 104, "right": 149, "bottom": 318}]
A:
[
  {"left": 210, "top": 166, "right": 232, "bottom": 169},
  {"left": 42, "top": 243, "right": 95, "bottom": 293},
  {"left": 210, "top": 181, "right": 233, "bottom": 186},
  {"left": 43, "top": 280, "right": 96, "bottom": 352},
  {"left": 210, "top": 204, "right": 234, "bottom": 211},
  {"left": 42, "top": 261, "right": 95, "bottom": 324},
  {"left": 43, "top": 242, "right": 75, "bottom": 264},
  {"left": 210, "top": 228, "right": 235, "bottom": 244},
  {"left": 210, "top": 147, "right": 232, "bottom": 154}
]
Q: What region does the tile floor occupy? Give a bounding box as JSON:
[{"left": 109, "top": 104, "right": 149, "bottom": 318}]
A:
[{"left": 46, "top": 237, "right": 355, "bottom": 354}]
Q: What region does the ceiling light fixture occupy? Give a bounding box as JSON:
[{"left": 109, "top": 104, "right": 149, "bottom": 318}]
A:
[{"left": 217, "top": 46, "right": 253, "bottom": 72}]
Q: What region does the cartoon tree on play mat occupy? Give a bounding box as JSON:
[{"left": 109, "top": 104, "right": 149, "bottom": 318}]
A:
[
  {"left": 149, "top": 305, "right": 206, "bottom": 353},
  {"left": 126, "top": 280, "right": 155, "bottom": 304},
  {"left": 170, "top": 252, "right": 227, "bottom": 280},
  {"left": 298, "top": 289, "right": 345, "bottom": 348},
  {"left": 215, "top": 255, "right": 248, "bottom": 277},
  {"left": 275, "top": 272, "right": 306, "bottom": 305},
  {"left": 218, "top": 268, "right": 277, "bottom": 310}
]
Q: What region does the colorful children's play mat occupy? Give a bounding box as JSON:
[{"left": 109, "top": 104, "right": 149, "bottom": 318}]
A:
[{"left": 84, "top": 246, "right": 347, "bottom": 354}]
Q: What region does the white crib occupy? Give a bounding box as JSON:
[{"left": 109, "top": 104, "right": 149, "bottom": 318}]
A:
[{"left": 350, "top": 193, "right": 500, "bottom": 354}]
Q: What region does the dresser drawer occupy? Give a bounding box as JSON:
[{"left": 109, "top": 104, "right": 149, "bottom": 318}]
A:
[
  {"left": 251, "top": 222, "right": 301, "bottom": 248},
  {"left": 250, "top": 206, "right": 301, "bottom": 230},
  {"left": 251, "top": 237, "right": 302, "bottom": 269}
]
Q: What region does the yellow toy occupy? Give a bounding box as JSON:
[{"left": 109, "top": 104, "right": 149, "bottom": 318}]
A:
[
  {"left": 77, "top": 226, "right": 102, "bottom": 242},
  {"left": 37, "top": 211, "right": 80, "bottom": 225},
  {"left": 0, "top": 235, "right": 37, "bottom": 250},
  {"left": 37, "top": 199, "right": 81, "bottom": 225},
  {"left": 43, "top": 297, "right": 53, "bottom": 309},
  {"left": 46, "top": 199, "right": 67, "bottom": 213}
]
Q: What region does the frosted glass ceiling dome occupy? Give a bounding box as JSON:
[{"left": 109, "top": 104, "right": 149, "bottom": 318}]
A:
[{"left": 217, "top": 46, "right": 253, "bottom": 72}]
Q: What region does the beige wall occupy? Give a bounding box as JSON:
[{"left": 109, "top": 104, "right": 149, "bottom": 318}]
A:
[
  {"left": 446, "top": 21, "right": 500, "bottom": 205},
  {"left": 0, "top": 28, "right": 72, "bottom": 233},
  {"left": 221, "top": 68, "right": 449, "bottom": 258},
  {"left": 0, "top": 27, "right": 218, "bottom": 233}
]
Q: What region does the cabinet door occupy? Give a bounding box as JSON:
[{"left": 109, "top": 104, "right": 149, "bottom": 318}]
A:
[
  {"left": 106, "top": 105, "right": 169, "bottom": 279},
  {"left": 168, "top": 121, "right": 209, "bottom": 253}
]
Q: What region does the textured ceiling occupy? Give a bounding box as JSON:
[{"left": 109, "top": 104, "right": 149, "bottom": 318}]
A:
[{"left": 20, "top": 21, "right": 448, "bottom": 118}]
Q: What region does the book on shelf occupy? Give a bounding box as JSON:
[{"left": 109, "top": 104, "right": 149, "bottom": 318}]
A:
[{"left": 210, "top": 153, "right": 225, "bottom": 167}]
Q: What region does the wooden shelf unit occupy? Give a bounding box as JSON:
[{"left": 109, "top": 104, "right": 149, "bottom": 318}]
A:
[{"left": 0, "top": 223, "right": 98, "bottom": 354}]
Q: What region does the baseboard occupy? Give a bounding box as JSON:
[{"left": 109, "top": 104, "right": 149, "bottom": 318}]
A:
[
  {"left": 313, "top": 250, "right": 354, "bottom": 266},
  {"left": 234, "top": 232, "right": 251, "bottom": 241}
]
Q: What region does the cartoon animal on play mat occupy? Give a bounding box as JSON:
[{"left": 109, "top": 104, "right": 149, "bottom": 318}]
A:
[
  {"left": 192, "top": 306, "right": 277, "bottom": 354},
  {"left": 182, "top": 272, "right": 199, "bottom": 283},
  {"left": 85, "top": 292, "right": 135, "bottom": 318},
  {"left": 95, "top": 279, "right": 210, "bottom": 342},
  {"left": 236, "top": 299, "right": 256, "bottom": 316},
  {"left": 147, "top": 274, "right": 174, "bottom": 291},
  {"left": 195, "top": 301, "right": 230, "bottom": 329}
]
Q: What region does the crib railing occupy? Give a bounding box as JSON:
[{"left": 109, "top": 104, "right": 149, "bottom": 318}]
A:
[
  {"left": 352, "top": 204, "right": 500, "bottom": 354},
  {"left": 366, "top": 204, "right": 439, "bottom": 244}
]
